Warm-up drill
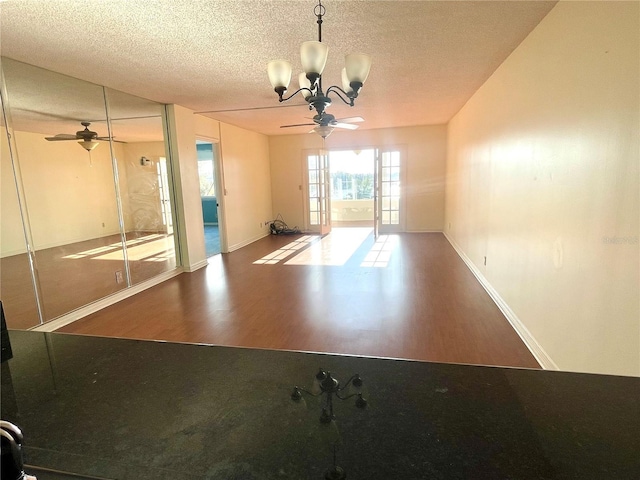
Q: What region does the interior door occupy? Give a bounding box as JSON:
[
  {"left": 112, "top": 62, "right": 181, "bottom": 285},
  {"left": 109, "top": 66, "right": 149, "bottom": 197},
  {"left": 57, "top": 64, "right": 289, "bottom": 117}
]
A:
[
  {"left": 376, "top": 148, "right": 404, "bottom": 234},
  {"left": 304, "top": 150, "right": 331, "bottom": 235}
]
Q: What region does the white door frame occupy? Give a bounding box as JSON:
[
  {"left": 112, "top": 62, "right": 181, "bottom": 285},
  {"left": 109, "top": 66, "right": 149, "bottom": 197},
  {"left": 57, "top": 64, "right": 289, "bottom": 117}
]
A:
[
  {"left": 302, "top": 149, "right": 331, "bottom": 235},
  {"left": 197, "top": 136, "right": 228, "bottom": 253},
  {"left": 376, "top": 146, "right": 406, "bottom": 234}
]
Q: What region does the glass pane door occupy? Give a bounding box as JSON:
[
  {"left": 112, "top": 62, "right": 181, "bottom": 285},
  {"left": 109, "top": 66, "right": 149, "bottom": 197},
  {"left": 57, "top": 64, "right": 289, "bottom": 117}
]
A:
[
  {"left": 377, "top": 149, "right": 403, "bottom": 233},
  {"left": 304, "top": 150, "right": 331, "bottom": 235}
]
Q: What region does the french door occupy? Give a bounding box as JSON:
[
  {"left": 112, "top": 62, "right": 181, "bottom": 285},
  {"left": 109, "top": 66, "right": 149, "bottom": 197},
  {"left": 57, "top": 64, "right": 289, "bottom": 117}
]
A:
[
  {"left": 376, "top": 148, "right": 404, "bottom": 234},
  {"left": 304, "top": 147, "right": 403, "bottom": 235},
  {"left": 304, "top": 150, "right": 331, "bottom": 235}
]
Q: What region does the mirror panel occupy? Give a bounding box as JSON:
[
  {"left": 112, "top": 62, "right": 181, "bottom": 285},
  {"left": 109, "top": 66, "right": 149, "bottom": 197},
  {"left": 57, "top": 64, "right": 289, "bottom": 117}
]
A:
[
  {"left": 1, "top": 59, "right": 128, "bottom": 323},
  {"left": 105, "top": 88, "right": 177, "bottom": 284},
  {"left": 0, "top": 59, "right": 177, "bottom": 328},
  {"left": 1, "top": 98, "right": 41, "bottom": 328}
]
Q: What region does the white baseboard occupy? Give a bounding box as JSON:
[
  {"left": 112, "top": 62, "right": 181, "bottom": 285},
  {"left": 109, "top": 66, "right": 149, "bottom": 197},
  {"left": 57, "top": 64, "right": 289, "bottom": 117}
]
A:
[
  {"left": 443, "top": 232, "right": 558, "bottom": 371},
  {"left": 184, "top": 259, "right": 209, "bottom": 272},
  {"left": 228, "top": 232, "right": 270, "bottom": 252},
  {"left": 30, "top": 267, "right": 184, "bottom": 332}
]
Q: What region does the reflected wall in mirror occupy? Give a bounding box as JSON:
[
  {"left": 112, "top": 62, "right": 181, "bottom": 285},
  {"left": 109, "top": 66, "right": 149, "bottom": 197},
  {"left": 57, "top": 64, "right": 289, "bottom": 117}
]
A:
[
  {"left": 105, "top": 88, "right": 177, "bottom": 285},
  {"left": 0, "top": 58, "right": 178, "bottom": 329},
  {"left": 1, "top": 96, "right": 41, "bottom": 329}
]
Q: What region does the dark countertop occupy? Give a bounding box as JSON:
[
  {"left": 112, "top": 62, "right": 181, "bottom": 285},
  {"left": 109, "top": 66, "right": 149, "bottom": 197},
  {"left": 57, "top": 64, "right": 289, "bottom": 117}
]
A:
[{"left": 1, "top": 330, "right": 638, "bottom": 480}]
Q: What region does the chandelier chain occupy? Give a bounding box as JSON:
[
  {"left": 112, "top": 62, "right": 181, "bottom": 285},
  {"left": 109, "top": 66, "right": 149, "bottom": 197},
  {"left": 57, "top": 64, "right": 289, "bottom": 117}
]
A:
[{"left": 315, "top": 0, "right": 324, "bottom": 43}]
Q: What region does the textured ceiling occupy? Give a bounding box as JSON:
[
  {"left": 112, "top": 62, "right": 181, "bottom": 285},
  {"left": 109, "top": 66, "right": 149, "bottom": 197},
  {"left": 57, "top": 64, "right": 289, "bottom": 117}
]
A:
[{"left": 0, "top": 0, "right": 557, "bottom": 136}]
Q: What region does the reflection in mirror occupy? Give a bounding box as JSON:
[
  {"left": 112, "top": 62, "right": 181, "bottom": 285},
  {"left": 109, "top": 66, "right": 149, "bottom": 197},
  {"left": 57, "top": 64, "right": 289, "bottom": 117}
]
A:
[
  {"left": 1, "top": 59, "right": 128, "bottom": 325},
  {"left": 0, "top": 59, "right": 177, "bottom": 328},
  {"left": 0, "top": 84, "right": 41, "bottom": 329},
  {"left": 105, "top": 88, "right": 177, "bottom": 284}
]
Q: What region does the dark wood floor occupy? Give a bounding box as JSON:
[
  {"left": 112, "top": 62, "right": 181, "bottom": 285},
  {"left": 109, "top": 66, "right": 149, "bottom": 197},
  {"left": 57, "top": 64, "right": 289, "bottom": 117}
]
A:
[
  {"left": 1, "top": 232, "right": 176, "bottom": 329},
  {"left": 58, "top": 231, "right": 540, "bottom": 369}
]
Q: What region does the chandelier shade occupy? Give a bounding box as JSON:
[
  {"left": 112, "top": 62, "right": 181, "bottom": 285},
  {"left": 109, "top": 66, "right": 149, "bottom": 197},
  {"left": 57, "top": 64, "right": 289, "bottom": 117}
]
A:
[
  {"left": 345, "top": 54, "right": 372, "bottom": 84},
  {"left": 300, "top": 40, "right": 329, "bottom": 76},
  {"left": 341, "top": 68, "right": 353, "bottom": 94},
  {"left": 299, "top": 73, "right": 313, "bottom": 99},
  {"left": 267, "top": 60, "right": 293, "bottom": 89}
]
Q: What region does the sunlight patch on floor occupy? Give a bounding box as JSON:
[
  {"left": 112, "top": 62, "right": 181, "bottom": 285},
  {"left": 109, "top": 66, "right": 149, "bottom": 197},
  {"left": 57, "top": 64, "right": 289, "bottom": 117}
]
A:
[
  {"left": 361, "top": 235, "right": 399, "bottom": 268},
  {"left": 92, "top": 238, "right": 175, "bottom": 262},
  {"left": 253, "top": 235, "right": 317, "bottom": 264},
  {"left": 62, "top": 234, "right": 167, "bottom": 259},
  {"left": 285, "top": 228, "right": 372, "bottom": 266}
]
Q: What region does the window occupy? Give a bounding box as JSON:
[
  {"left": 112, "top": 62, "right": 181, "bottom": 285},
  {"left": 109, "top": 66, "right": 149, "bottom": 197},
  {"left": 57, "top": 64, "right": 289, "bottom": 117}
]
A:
[{"left": 197, "top": 143, "right": 215, "bottom": 197}]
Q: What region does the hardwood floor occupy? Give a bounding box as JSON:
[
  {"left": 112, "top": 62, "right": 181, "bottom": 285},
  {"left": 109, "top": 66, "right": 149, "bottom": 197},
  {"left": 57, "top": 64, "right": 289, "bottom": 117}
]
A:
[
  {"left": 57, "top": 231, "right": 540, "bottom": 369},
  {"left": 1, "top": 232, "right": 176, "bottom": 329}
]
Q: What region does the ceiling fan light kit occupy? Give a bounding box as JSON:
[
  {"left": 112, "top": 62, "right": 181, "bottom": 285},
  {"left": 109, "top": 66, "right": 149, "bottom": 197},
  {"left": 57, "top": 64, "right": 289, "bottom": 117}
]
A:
[
  {"left": 78, "top": 139, "right": 99, "bottom": 151},
  {"left": 267, "top": 0, "right": 371, "bottom": 137}
]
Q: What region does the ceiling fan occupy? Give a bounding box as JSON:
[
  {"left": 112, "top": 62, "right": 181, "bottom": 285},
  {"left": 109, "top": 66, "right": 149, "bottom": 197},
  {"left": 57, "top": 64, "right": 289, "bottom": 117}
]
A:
[
  {"left": 45, "top": 122, "right": 123, "bottom": 151},
  {"left": 280, "top": 113, "right": 364, "bottom": 138}
]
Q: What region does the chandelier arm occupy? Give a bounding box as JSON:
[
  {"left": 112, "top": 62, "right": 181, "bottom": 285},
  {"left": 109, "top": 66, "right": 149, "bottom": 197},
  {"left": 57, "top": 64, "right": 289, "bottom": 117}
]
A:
[
  {"left": 299, "top": 387, "right": 322, "bottom": 397},
  {"left": 325, "top": 86, "right": 355, "bottom": 106},
  {"left": 279, "top": 87, "right": 314, "bottom": 103},
  {"left": 335, "top": 391, "right": 360, "bottom": 401},
  {"left": 337, "top": 374, "right": 359, "bottom": 391}
]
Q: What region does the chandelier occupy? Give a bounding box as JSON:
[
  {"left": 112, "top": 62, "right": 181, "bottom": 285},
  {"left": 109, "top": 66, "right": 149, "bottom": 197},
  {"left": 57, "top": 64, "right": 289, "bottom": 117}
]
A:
[
  {"left": 267, "top": 0, "right": 371, "bottom": 137},
  {"left": 290, "top": 368, "right": 367, "bottom": 480}
]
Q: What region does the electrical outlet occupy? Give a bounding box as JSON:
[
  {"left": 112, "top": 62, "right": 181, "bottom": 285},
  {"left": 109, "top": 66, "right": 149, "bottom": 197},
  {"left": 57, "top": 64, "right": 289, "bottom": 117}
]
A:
[
  {"left": 484, "top": 256, "right": 487, "bottom": 266},
  {"left": 115, "top": 270, "right": 124, "bottom": 284}
]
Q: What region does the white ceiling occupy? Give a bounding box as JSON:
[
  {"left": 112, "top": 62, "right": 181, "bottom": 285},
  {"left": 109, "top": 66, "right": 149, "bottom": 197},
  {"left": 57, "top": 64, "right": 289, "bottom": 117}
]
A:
[{"left": 0, "top": 0, "right": 557, "bottom": 136}]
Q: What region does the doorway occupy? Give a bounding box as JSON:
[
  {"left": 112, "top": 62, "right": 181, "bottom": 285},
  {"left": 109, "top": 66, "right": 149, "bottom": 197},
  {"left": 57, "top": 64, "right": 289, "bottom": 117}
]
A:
[
  {"left": 303, "top": 147, "right": 404, "bottom": 237},
  {"left": 328, "top": 149, "right": 376, "bottom": 229},
  {"left": 197, "top": 140, "right": 221, "bottom": 257}
]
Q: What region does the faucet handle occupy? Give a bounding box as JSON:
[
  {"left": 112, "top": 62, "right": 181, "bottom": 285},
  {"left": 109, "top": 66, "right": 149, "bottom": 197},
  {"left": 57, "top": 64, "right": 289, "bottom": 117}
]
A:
[{"left": 1, "top": 420, "right": 27, "bottom": 480}]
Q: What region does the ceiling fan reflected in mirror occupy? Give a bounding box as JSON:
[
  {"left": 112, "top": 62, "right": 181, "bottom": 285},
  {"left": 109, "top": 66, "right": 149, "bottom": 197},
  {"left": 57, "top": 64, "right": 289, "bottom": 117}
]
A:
[
  {"left": 280, "top": 114, "right": 363, "bottom": 138},
  {"left": 45, "top": 122, "right": 124, "bottom": 151}
]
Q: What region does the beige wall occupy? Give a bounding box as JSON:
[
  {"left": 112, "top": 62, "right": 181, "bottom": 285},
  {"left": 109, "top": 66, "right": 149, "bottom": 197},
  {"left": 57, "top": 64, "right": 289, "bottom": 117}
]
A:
[
  {"left": 1, "top": 126, "right": 26, "bottom": 256},
  {"left": 169, "top": 110, "right": 272, "bottom": 257},
  {"left": 194, "top": 115, "right": 220, "bottom": 142},
  {"left": 219, "top": 122, "right": 272, "bottom": 250},
  {"left": 445, "top": 1, "right": 639, "bottom": 376},
  {"left": 194, "top": 114, "right": 273, "bottom": 251},
  {"left": 0, "top": 131, "right": 174, "bottom": 257},
  {"left": 1, "top": 130, "right": 128, "bottom": 256},
  {"left": 269, "top": 125, "right": 447, "bottom": 231}
]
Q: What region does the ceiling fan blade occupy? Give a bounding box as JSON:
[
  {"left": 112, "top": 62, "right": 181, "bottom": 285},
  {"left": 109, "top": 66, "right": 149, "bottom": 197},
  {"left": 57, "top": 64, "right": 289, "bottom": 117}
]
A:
[
  {"left": 45, "top": 134, "right": 78, "bottom": 141},
  {"left": 333, "top": 123, "right": 359, "bottom": 130},
  {"left": 280, "top": 123, "right": 316, "bottom": 128},
  {"left": 95, "top": 137, "right": 126, "bottom": 143},
  {"left": 335, "top": 116, "right": 364, "bottom": 124}
]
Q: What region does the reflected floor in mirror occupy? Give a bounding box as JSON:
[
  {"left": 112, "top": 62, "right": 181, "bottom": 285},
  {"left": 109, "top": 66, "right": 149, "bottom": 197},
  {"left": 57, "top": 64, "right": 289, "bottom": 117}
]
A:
[
  {"left": 1, "top": 232, "right": 176, "bottom": 329},
  {"left": 58, "top": 230, "right": 540, "bottom": 369}
]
